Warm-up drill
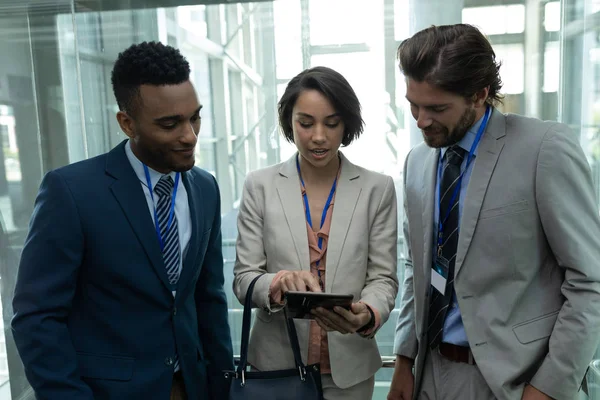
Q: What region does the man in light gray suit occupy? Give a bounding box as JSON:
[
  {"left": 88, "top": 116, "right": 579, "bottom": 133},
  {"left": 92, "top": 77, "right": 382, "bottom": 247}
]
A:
[{"left": 388, "top": 24, "right": 600, "bottom": 400}]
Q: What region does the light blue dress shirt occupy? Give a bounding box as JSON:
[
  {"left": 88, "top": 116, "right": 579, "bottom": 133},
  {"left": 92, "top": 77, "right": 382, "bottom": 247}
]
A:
[
  {"left": 124, "top": 140, "right": 192, "bottom": 296},
  {"left": 434, "top": 114, "right": 485, "bottom": 347}
]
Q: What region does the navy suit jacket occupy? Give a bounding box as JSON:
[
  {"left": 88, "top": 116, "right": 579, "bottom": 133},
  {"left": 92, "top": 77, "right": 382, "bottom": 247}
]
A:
[{"left": 11, "top": 140, "right": 233, "bottom": 399}]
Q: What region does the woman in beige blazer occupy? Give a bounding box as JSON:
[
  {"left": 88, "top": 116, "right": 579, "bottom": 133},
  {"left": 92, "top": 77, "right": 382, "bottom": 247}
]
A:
[{"left": 233, "top": 66, "right": 398, "bottom": 399}]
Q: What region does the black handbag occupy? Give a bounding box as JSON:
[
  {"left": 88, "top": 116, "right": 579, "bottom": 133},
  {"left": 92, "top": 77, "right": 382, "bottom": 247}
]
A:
[{"left": 224, "top": 274, "right": 324, "bottom": 400}]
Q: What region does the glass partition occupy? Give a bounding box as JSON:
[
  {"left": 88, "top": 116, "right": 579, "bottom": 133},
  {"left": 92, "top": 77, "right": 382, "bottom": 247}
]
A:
[{"left": 561, "top": 0, "right": 600, "bottom": 396}]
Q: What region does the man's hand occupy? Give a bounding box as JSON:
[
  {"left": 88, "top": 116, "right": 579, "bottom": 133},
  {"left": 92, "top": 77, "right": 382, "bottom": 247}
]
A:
[
  {"left": 522, "top": 384, "right": 553, "bottom": 400},
  {"left": 312, "top": 303, "right": 371, "bottom": 334},
  {"left": 387, "top": 355, "right": 414, "bottom": 400}
]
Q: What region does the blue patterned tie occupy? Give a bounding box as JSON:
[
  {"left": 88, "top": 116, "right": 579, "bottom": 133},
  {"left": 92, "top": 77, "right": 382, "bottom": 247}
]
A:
[
  {"left": 155, "top": 175, "right": 181, "bottom": 286},
  {"left": 155, "top": 175, "right": 180, "bottom": 370},
  {"left": 428, "top": 145, "right": 465, "bottom": 348}
]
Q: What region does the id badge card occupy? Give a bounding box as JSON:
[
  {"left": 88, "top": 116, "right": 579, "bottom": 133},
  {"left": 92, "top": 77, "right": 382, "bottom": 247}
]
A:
[{"left": 431, "top": 256, "right": 450, "bottom": 295}]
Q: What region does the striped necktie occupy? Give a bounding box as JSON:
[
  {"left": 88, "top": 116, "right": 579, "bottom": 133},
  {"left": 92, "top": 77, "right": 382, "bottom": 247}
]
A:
[
  {"left": 428, "top": 145, "right": 465, "bottom": 348},
  {"left": 155, "top": 175, "right": 181, "bottom": 287},
  {"left": 155, "top": 175, "right": 181, "bottom": 370}
]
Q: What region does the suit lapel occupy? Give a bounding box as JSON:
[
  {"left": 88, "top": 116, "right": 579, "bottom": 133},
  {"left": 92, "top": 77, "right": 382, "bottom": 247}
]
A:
[
  {"left": 106, "top": 141, "right": 171, "bottom": 292},
  {"left": 455, "top": 109, "right": 506, "bottom": 277},
  {"left": 421, "top": 147, "right": 439, "bottom": 278},
  {"left": 326, "top": 153, "right": 361, "bottom": 291},
  {"left": 177, "top": 171, "right": 202, "bottom": 296},
  {"left": 276, "top": 155, "right": 311, "bottom": 271}
]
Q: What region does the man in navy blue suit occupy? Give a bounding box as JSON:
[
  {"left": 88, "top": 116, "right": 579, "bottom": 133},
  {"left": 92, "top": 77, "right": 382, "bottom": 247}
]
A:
[{"left": 11, "top": 42, "right": 233, "bottom": 399}]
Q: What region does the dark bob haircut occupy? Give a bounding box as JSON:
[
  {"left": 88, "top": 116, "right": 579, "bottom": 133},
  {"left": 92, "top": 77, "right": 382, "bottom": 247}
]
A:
[
  {"left": 397, "top": 24, "right": 503, "bottom": 105},
  {"left": 277, "top": 66, "right": 364, "bottom": 147},
  {"left": 111, "top": 41, "right": 191, "bottom": 115}
]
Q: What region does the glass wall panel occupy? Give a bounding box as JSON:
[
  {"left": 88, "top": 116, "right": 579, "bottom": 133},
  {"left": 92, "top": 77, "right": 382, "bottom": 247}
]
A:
[{"left": 561, "top": 0, "right": 600, "bottom": 396}]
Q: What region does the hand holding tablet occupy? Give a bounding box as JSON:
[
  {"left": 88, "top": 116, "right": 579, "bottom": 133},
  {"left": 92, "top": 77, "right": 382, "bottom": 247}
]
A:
[{"left": 284, "top": 291, "right": 353, "bottom": 319}]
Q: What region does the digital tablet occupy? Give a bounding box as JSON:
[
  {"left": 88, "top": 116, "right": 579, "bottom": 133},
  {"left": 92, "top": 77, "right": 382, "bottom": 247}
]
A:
[{"left": 284, "top": 291, "right": 354, "bottom": 319}]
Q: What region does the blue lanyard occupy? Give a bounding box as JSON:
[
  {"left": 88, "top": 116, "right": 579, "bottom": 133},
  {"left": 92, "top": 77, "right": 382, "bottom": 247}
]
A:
[
  {"left": 296, "top": 155, "right": 338, "bottom": 268},
  {"left": 143, "top": 165, "right": 180, "bottom": 251},
  {"left": 437, "top": 106, "right": 492, "bottom": 256}
]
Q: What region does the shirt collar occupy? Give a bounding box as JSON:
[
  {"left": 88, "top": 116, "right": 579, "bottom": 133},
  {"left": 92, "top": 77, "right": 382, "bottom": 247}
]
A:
[
  {"left": 125, "top": 140, "right": 177, "bottom": 191},
  {"left": 440, "top": 112, "right": 485, "bottom": 159}
]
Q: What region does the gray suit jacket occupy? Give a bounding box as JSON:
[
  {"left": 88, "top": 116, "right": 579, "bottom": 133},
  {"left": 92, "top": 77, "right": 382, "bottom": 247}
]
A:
[
  {"left": 233, "top": 152, "right": 399, "bottom": 389},
  {"left": 394, "top": 109, "right": 600, "bottom": 400}
]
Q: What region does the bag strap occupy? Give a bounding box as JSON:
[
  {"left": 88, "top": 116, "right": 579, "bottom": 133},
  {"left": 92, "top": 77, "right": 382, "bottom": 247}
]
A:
[
  {"left": 236, "top": 274, "right": 308, "bottom": 374},
  {"left": 283, "top": 306, "right": 307, "bottom": 371},
  {"left": 237, "top": 274, "right": 262, "bottom": 374}
]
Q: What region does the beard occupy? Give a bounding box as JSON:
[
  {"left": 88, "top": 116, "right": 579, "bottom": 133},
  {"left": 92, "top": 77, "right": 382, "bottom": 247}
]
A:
[
  {"left": 131, "top": 136, "right": 195, "bottom": 174},
  {"left": 133, "top": 140, "right": 171, "bottom": 172},
  {"left": 422, "top": 106, "right": 477, "bottom": 148}
]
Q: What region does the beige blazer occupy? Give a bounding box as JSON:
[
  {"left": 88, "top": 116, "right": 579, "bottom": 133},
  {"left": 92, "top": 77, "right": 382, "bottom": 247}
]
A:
[
  {"left": 394, "top": 108, "right": 600, "bottom": 400},
  {"left": 233, "top": 152, "right": 398, "bottom": 389}
]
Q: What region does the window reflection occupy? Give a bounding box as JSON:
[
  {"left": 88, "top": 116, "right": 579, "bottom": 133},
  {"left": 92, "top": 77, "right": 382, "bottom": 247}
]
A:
[
  {"left": 545, "top": 2, "right": 561, "bottom": 32},
  {"left": 0, "top": 104, "right": 16, "bottom": 394},
  {"left": 494, "top": 44, "right": 525, "bottom": 95},
  {"left": 462, "top": 5, "right": 526, "bottom": 35}
]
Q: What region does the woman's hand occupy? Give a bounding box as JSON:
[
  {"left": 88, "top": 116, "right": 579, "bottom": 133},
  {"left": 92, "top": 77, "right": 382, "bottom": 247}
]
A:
[
  {"left": 312, "top": 303, "right": 371, "bottom": 334},
  {"left": 269, "top": 271, "right": 322, "bottom": 303},
  {"left": 278, "top": 270, "right": 322, "bottom": 293}
]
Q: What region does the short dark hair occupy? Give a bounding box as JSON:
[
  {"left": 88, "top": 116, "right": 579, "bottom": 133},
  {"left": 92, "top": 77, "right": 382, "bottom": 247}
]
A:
[
  {"left": 111, "top": 41, "right": 191, "bottom": 114},
  {"left": 397, "top": 24, "right": 503, "bottom": 105},
  {"left": 278, "top": 66, "right": 364, "bottom": 146}
]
